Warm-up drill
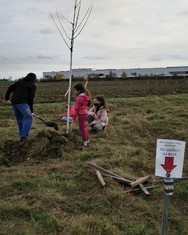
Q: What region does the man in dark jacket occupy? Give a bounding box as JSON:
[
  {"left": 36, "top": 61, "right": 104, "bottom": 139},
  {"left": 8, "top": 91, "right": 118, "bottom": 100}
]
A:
[{"left": 5, "top": 73, "right": 37, "bottom": 140}]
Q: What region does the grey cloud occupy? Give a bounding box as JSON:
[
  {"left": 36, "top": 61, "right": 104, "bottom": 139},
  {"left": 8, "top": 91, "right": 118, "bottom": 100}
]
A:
[
  {"left": 149, "top": 53, "right": 188, "bottom": 62},
  {"left": 40, "top": 29, "right": 54, "bottom": 34},
  {"left": 107, "top": 19, "right": 131, "bottom": 27},
  {"left": 0, "top": 15, "right": 12, "bottom": 26},
  {"left": 82, "top": 56, "right": 109, "bottom": 60},
  {"left": 37, "top": 55, "right": 54, "bottom": 60},
  {"left": 0, "top": 55, "right": 59, "bottom": 64},
  {"left": 167, "top": 54, "right": 188, "bottom": 61},
  {"left": 36, "top": 54, "right": 61, "bottom": 60},
  {"left": 150, "top": 56, "right": 163, "bottom": 62}
]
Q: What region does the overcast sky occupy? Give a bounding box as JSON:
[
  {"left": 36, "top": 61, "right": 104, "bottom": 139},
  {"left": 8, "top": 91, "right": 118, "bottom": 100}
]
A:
[{"left": 0, "top": 0, "right": 188, "bottom": 79}]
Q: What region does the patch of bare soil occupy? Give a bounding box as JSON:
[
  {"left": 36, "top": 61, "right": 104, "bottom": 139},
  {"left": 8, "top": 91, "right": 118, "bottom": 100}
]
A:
[{"left": 0, "top": 130, "right": 71, "bottom": 166}]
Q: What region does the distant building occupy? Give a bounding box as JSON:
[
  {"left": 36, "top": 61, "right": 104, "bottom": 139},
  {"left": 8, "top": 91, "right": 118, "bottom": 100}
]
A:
[{"left": 43, "top": 66, "right": 188, "bottom": 80}]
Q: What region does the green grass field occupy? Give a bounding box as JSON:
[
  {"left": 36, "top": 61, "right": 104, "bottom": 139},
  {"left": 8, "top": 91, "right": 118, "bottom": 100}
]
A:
[{"left": 0, "top": 92, "right": 188, "bottom": 235}]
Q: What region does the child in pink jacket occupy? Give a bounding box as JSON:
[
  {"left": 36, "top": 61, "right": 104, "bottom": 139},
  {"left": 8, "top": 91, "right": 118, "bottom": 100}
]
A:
[{"left": 73, "top": 83, "right": 91, "bottom": 147}]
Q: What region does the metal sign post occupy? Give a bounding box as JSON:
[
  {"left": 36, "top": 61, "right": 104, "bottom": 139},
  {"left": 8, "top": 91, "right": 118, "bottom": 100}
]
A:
[
  {"left": 155, "top": 139, "right": 186, "bottom": 235},
  {"left": 161, "top": 175, "right": 174, "bottom": 235}
]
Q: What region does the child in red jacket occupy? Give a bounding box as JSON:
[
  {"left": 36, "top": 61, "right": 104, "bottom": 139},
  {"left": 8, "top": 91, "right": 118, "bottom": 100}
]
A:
[
  {"left": 73, "top": 83, "right": 91, "bottom": 147},
  {"left": 59, "top": 104, "right": 76, "bottom": 124}
]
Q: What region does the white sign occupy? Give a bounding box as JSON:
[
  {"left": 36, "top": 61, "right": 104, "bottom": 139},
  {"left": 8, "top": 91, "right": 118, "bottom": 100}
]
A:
[{"left": 155, "top": 139, "right": 186, "bottom": 178}]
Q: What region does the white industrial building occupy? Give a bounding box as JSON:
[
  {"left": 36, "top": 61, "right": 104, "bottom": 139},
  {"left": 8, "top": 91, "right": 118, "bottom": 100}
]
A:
[{"left": 43, "top": 66, "right": 188, "bottom": 80}]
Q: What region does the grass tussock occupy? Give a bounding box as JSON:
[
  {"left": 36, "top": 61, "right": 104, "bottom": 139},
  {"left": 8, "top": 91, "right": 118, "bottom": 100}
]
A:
[{"left": 0, "top": 93, "right": 188, "bottom": 235}]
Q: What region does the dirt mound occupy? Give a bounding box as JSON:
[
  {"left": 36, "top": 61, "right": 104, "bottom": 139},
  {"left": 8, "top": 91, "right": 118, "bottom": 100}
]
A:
[{"left": 0, "top": 130, "right": 69, "bottom": 166}]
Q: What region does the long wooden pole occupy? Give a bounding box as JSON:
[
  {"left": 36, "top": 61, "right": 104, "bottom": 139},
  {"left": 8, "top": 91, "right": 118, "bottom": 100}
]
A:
[
  {"left": 66, "top": 43, "right": 73, "bottom": 133},
  {"left": 66, "top": 2, "right": 76, "bottom": 134}
]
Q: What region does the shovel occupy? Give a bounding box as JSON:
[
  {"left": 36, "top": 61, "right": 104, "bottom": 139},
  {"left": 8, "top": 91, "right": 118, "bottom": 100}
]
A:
[{"left": 33, "top": 114, "right": 58, "bottom": 131}]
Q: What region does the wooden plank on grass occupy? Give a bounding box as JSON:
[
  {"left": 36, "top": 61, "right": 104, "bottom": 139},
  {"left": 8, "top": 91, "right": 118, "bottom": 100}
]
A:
[
  {"left": 88, "top": 162, "right": 132, "bottom": 184},
  {"left": 125, "top": 185, "right": 160, "bottom": 194},
  {"left": 130, "top": 175, "right": 151, "bottom": 188},
  {"left": 138, "top": 183, "right": 150, "bottom": 196},
  {"left": 94, "top": 169, "right": 106, "bottom": 186}
]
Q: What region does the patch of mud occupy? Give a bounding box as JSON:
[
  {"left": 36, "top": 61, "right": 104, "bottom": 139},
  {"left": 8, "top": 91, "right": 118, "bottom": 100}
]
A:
[{"left": 0, "top": 130, "right": 70, "bottom": 166}]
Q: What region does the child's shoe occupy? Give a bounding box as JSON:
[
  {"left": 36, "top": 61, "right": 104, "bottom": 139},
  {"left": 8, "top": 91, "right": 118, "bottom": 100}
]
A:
[{"left": 83, "top": 140, "right": 89, "bottom": 147}]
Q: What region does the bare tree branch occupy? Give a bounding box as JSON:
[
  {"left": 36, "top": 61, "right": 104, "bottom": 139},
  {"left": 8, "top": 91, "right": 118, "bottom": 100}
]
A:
[
  {"left": 75, "top": 0, "right": 80, "bottom": 8},
  {"left": 74, "top": 0, "right": 81, "bottom": 29},
  {"left": 74, "top": 4, "right": 93, "bottom": 39},
  {"left": 50, "top": 12, "right": 70, "bottom": 49},
  {"left": 56, "top": 12, "right": 71, "bottom": 40},
  {"left": 58, "top": 12, "right": 72, "bottom": 30},
  {"left": 74, "top": 4, "right": 93, "bottom": 34}
]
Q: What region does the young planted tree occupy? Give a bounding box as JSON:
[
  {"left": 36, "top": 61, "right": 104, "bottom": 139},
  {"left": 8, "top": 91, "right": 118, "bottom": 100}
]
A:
[
  {"left": 121, "top": 71, "right": 127, "bottom": 80},
  {"left": 50, "top": 0, "right": 93, "bottom": 133}
]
